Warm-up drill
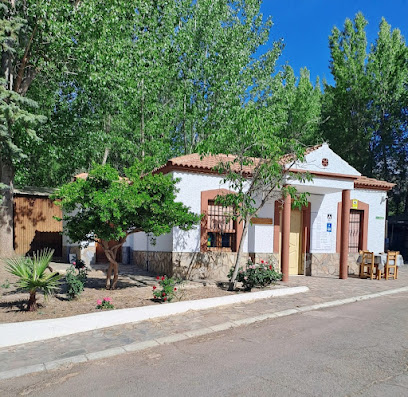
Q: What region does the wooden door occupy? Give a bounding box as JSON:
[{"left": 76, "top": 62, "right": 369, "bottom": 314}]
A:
[{"left": 289, "top": 209, "right": 302, "bottom": 275}]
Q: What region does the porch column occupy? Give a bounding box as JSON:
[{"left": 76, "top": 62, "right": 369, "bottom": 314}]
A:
[
  {"left": 281, "top": 194, "right": 291, "bottom": 282},
  {"left": 339, "top": 189, "right": 350, "bottom": 279}
]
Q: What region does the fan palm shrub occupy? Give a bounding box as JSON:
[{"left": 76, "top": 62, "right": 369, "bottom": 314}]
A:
[{"left": 5, "top": 248, "right": 61, "bottom": 311}]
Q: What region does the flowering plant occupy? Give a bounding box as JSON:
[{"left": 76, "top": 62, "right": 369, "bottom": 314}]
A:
[
  {"left": 96, "top": 297, "right": 114, "bottom": 310},
  {"left": 72, "top": 259, "right": 86, "bottom": 270},
  {"left": 152, "top": 276, "right": 180, "bottom": 303},
  {"left": 228, "top": 259, "right": 282, "bottom": 291}
]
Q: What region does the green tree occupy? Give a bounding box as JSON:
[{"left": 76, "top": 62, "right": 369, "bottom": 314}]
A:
[
  {"left": 321, "top": 13, "right": 408, "bottom": 214},
  {"left": 53, "top": 162, "right": 200, "bottom": 290}
]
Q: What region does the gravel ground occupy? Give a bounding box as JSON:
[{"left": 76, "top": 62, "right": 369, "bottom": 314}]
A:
[{"left": 0, "top": 261, "right": 242, "bottom": 324}]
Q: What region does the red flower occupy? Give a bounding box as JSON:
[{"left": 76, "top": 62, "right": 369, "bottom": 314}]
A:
[
  {"left": 161, "top": 276, "right": 165, "bottom": 281},
  {"left": 156, "top": 276, "right": 160, "bottom": 280},
  {"left": 163, "top": 297, "right": 167, "bottom": 301},
  {"left": 162, "top": 292, "right": 166, "bottom": 296},
  {"left": 174, "top": 287, "right": 177, "bottom": 291},
  {"left": 269, "top": 265, "right": 272, "bottom": 270},
  {"left": 261, "top": 260, "right": 264, "bottom": 264},
  {"left": 153, "top": 286, "right": 156, "bottom": 290}
]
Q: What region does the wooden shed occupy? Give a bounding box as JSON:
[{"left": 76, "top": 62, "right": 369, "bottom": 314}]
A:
[{"left": 13, "top": 188, "right": 63, "bottom": 259}]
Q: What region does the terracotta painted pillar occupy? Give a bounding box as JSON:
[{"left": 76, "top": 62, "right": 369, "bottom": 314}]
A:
[
  {"left": 339, "top": 189, "right": 350, "bottom": 279},
  {"left": 281, "top": 194, "right": 291, "bottom": 282}
]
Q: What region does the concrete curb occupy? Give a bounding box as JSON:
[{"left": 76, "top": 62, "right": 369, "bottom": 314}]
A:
[
  {"left": 1, "top": 285, "right": 407, "bottom": 381},
  {"left": 0, "top": 286, "right": 308, "bottom": 348}
]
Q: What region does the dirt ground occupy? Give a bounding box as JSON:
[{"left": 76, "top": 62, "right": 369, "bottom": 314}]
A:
[{"left": 0, "top": 262, "right": 242, "bottom": 324}]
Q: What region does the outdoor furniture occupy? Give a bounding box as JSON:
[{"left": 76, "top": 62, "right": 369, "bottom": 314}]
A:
[
  {"left": 384, "top": 251, "right": 399, "bottom": 280},
  {"left": 359, "top": 251, "right": 378, "bottom": 280},
  {"left": 357, "top": 252, "right": 404, "bottom": 280}
]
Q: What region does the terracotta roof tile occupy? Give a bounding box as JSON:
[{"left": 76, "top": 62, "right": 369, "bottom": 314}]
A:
[
  {"left": 279, "top": 144, "right": 323, "bottom": 164},
  {"left": 354, "top": 176, "right": 395, "bottom": 191},
  {"left": 155, "top": 145, "right": 323, "bottom": 175}
]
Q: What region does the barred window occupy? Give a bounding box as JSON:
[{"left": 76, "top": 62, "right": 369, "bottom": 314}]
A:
[{"left": 206, "top": 200, "right": 236, "bottom": 252}]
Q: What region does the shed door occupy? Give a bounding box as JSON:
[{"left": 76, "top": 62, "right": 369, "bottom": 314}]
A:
[{"left": 14, "top": 196, "right": 63, "bottom": 257}]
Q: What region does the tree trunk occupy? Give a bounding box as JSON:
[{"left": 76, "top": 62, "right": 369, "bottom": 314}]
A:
[
  {"left": 101, "top": 240, "right": 124, "bottom": 290},
  {"left": 0, "top": 156, "right": 15, "bottom": 257},
  {"left": 228, "top": 216, "right": 249, "bottom": 291},
  {"left": 28, "top": 290, "right": 37, "bottom": 312}
]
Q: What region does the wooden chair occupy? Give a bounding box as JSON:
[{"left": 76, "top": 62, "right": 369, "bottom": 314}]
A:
[
  {"left": 359, "top": 250, "right": 378, "bottom": 280},
  {"left": 384, "top": 251, "right": 399, "bottom": 280}
]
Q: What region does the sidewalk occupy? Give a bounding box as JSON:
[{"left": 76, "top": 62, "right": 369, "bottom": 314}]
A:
[{"left": 1, "top": 268, "right": 407, "bottom": 380}]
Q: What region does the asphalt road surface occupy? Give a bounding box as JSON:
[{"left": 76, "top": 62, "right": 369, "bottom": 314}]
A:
[{"left": 1, "top": 292, "right": 407, "bottom": 397}]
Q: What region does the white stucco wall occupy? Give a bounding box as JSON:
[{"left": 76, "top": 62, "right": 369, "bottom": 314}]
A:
[
  {"left": 309, "top": 192, "right": 340, "bottom": 253},
  {"left": 131, "top": 231, "right": 173, "bottom": 252},
  {"left": 172, "top": 171, "right": 249, "bottom": 253},
  {"left": 248, "top": 200, "right": 275, "bottom": 253},
  {"left": 352, "top": 189, "right": 387, "bottom": 252},
  {"left": 293, "top": 143, "right": 361, "bottom": 176}
]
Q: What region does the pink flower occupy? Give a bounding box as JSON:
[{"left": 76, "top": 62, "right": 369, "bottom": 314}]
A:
[
  {"left": 104, "top": 297, "right": 112, "bottom": 302},
  {"left": 244, "top": 276, "right": 248, "bottom": 280},
  {"left": 97, "top": 299, "right": 102, "bottom": 305},
  {"left": 72, "top": 261, "right": 76, "bottom": 265},
  {"left": 174, "top": 287, "right": 177, "bottom": 291}
]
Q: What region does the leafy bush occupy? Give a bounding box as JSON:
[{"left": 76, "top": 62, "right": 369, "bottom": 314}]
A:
[
  {"left": 66, "top": 265, "right": 87, "bottom": 300},
  {"left": 5, "top": 248, "right": 61, "bottom": 311},
  {"left": 228, "top": 259, "right": 282, "bottom": 290},
  {"left": 96, "top": 297, "right": 114, "bottom": 310},
  {"left": 152, "top": 276, "right": 180, "bottom": 302}
]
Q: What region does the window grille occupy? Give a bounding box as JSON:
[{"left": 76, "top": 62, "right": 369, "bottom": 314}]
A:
[
  {"left": 206, "top": 200, "right": 236, "bottom": 251},
  {"left": 349, "top": 209, "right": 363, "bottom": 253}
]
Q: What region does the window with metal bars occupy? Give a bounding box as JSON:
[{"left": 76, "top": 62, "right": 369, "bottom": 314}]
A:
[
  {"left": 349, "top": 209, "right": 363, "bottom": 253},
  {"left": 206, "top": 200, "right": 236, "bottom": 252}
]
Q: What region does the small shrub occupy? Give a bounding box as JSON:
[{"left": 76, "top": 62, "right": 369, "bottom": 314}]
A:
[
  {"left": 66, "top": 265, "right": 88, "bottom": 300},
  {"left": 96, "top": 297, "right": 114, "bottom": 310},
  {"left": 5, "top": 248, "right": 61, "bottom": 311},
  {"left": 1, "top": 279, "right": 10, "bottom": 289},
  {"left": 228, "top": 259, "right": 282, "bottom": 291},
  {"left": 152, "top": 276, "right": 180, "bottom": 302}
]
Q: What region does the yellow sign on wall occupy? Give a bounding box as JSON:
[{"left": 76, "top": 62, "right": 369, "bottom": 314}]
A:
[{"left": 352, "top": 199, "right": 359, "bottom": 209}]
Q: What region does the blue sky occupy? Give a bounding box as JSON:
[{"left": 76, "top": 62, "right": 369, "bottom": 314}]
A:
[{"left": 259, "top": 0, "right": 408, "bottom": 84}]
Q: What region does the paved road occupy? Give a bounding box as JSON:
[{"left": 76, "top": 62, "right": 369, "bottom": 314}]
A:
[{"left": 1, "top": 291, "right": 407, "bottom": 397}]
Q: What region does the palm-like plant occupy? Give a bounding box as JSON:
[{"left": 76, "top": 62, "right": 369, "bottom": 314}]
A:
[{"left": 6, "top": 248, "right": 61, "bottom": 311}]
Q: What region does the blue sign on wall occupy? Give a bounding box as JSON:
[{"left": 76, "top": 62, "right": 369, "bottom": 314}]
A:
[{"left": 327, "top": 223, "right": 332, "bottom": 232}]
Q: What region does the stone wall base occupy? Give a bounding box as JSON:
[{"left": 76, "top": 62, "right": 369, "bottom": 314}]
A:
[
  {"left": 309, "top": 253, "right": 360, "bottom": 276},
  {"left": 130, "top": 250, "right": 361, "bottom": 280}
]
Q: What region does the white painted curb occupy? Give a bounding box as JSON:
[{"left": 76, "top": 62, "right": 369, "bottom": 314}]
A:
[{"left": 0, "top": 286, "right": 308, "bottom": 348}]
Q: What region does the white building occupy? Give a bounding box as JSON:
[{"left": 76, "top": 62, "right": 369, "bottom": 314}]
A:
[{"left": 123, "top": 143, "right": 394, "bottom": 280}]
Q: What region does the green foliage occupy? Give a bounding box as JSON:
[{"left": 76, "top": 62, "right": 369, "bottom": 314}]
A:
[
  {"left": 53, "top": 161, "right": 200, "bottom": 245},
  {"left": 152, "top": 276, "right": 180, "bottom": 303},
  {"left": 96, "top": 297, "right": 114, "bottom": 310},
  {"left": 5, "top": 249, "right": 61, "bottom": 311},
  {"left": 65, "top": 265, "right": 87, "bottom": 300},
  {"left": 228, "top": 260, "right": 282, "bottom": 291},
  {"left": 321, "top": 13, "right": 408, "bottom": 214}
]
